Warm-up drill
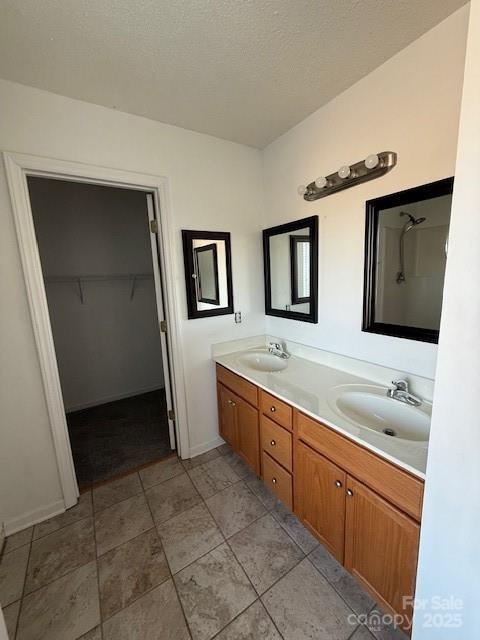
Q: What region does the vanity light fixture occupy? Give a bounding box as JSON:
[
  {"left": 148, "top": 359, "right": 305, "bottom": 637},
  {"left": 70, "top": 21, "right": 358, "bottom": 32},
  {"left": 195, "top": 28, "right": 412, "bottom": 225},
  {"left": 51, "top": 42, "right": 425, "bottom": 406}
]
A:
[{"left": 298, "top": 151, "right": 397, "bottom": 201}]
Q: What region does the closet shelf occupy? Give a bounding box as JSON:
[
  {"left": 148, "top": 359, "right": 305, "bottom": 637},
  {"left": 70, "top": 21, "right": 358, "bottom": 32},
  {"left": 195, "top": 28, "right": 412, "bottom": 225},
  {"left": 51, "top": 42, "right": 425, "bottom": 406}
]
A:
[{"left": 44, "top": 273, "right": 154, "bottom": 303}]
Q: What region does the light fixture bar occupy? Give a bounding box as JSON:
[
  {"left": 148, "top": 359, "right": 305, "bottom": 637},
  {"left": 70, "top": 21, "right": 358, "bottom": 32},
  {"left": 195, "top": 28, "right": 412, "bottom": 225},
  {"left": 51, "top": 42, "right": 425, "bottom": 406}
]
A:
[{"left": 299, "top": 151, "right": 397, "bottom": 201}]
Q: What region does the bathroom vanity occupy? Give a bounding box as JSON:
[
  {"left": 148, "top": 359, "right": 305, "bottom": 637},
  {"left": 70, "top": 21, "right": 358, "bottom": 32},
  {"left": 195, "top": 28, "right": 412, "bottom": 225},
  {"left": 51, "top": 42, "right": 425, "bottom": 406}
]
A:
[{"left": 215, "top": 346, "right": 429, "bottom": 633}]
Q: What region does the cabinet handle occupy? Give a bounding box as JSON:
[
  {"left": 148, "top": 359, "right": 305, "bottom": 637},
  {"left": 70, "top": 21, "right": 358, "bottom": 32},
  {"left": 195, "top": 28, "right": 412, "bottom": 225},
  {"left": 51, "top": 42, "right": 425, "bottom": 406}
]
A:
[
  {"left": 270, "top": 406, "right": 276, "bottom": 413},
  {"left": 346, "top": 489, "right": 354, "bottom": 497},
  {"left": 272, "top": 477, "right": 277, "bottom": 484},
  {"left": 335, "top": 480, "right": 342, "bottom": 488},
  {"left": 270, "top": 439, "right": 276, "bottom": 446}
]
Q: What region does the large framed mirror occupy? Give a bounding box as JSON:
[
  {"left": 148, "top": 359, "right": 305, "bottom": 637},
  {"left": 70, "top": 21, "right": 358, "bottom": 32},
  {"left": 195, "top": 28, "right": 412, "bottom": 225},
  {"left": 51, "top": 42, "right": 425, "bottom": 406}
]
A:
[
  {"left": 182, "top": 230, "right": 233, "bottom": 319},
  {"left": 363, "top": 177, "right": 454, "bottom": 343},
  {"left": 263, "top": 215, "right": 318, "bottom": 323}
]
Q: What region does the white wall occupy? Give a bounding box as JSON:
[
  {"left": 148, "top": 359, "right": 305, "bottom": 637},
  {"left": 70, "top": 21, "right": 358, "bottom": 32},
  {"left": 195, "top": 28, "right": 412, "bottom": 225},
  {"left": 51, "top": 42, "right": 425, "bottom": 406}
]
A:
[
  {"left": 0, "top": 79, "right": 265, "bottom": 529},
  {"left": 413, "top": 1, "right": 480, "bottom": 636},
  {"left": 28, "top": 178, "right": 164, "bottom": 411},
  {"left": 262, "top": 6, "right": 469, "bottom": 380}
]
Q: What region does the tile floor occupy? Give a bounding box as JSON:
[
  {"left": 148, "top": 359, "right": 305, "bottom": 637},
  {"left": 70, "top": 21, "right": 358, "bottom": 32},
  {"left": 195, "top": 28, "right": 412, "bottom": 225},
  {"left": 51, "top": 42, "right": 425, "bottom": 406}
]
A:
[{"left": 0, "top": 445, "right": 408, "bottom": 640}]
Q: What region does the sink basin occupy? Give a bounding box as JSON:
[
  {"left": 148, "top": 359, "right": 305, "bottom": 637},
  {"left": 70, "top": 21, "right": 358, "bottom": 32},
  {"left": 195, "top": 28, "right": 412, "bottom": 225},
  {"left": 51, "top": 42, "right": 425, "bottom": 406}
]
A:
[
  {"left": 238, "top": 350, "right": 288, "bottom": 372},
  {"left": 328, "top": 385, "right": 430, "bottom": 442}
]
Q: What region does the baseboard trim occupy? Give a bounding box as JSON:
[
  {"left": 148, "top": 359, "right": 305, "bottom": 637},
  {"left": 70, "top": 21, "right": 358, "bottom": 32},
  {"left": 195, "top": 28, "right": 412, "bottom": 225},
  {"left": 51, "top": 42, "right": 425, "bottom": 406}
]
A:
[
  {"left": 65, "top": 384, "right": 165, "bottom": 413},
  {"left": 5, "top": 500, "right": 66, "bottom": 536},
  {"left": 187, "top": 435, "right": 225, "bottom": 459}
]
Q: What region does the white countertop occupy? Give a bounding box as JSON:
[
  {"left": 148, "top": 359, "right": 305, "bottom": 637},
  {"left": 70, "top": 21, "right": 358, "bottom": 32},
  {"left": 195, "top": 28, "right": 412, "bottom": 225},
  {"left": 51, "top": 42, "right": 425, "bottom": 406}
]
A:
[{"left": 214, "top": 348, "right": 429, "bottom": 479}]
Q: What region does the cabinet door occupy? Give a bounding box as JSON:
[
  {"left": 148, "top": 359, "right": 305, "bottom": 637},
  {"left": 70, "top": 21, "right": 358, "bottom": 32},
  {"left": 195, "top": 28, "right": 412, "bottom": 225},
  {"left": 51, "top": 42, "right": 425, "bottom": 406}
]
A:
[
  {"left": 217, "top": 383, "right": 237, "bottom": 449},
  {"left": 344, "top": 476, "right": 420, "bottom": 631},
  {"left": 236, "top": 396, "right": 260, "bottom": 475},
  {"left": 295, "top": 441, "right": 346, "bottom": 562}
]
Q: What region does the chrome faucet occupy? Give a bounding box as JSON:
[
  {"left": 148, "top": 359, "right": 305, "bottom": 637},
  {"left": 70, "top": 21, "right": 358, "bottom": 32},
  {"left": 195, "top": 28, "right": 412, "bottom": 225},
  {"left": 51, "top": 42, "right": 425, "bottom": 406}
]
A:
[
  {"left": 387, "top": 380, "right": 422, "bottom": 407},
  {"left": 268, "top": 341, "right": 290, "bottom": 359}
]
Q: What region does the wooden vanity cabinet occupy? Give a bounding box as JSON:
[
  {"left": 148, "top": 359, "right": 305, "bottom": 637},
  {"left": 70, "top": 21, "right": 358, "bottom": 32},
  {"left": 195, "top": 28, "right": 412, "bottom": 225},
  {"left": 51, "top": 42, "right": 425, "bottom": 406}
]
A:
[
  {"left": 295, "top": 441, "right": 346, "bottom": 562},
  {"left": 216, "top": 364, "right": 423, "bottom": 631},
  {"left": 344, "top": 476, "right": 420, "bottom": 630}
]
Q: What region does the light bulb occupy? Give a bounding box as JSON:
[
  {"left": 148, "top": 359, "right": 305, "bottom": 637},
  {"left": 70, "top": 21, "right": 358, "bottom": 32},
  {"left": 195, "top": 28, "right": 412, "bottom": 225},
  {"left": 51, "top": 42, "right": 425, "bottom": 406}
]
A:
[
  {"left": 338, "top": 165, "right": 351, "bottom": 179},
  {"left": 297, "top": 185, "right": 307, "bottom": 196},
  {"left": 365, "top": 154, "right": 379, "bottom": 169},
  {"left": 314, "top": 176, "right": 328, "bottom": 189}
]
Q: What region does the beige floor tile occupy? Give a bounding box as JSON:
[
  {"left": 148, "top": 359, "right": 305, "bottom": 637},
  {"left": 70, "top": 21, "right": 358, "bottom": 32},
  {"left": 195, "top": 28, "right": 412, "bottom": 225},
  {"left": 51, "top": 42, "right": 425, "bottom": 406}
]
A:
[
  {"left": 79, "top": 627, "right": 102, "bottom": 640},
  {"left": 157, "top": 503, "right": 224, "bottom": 573},
  {"left": 3, "top": 599, "right": 21, "bottom": 639},
  {"left": 98, "top": 528, "right": 169, "bottom": 619},
  {"left": 139, "top": 457, "right": 184, "bottom": 489},
  {"left": 25, "top": 518, "right": 95, "bottom": 594},
  {"left": 309, "top": 545, "right": 375, "bottom": 615},
  {"left": 271, "top": 499, "right": 318, "bottom": 553},
  {"left": 229, "top": 513, "right": 304, "bottom": 594},
  {"left": 188, "top": 457, "right": 240, "bottom": 499},
  {"left": 3, "top": 527, "right": 33, "bottom": 554},
  {"left": 93, "top": 473, "right": 143, "bottom": 512},
  {"left": 215, "top": 601, "right": 282, "bottom": 640},
  {"left": 262, "top": 558, "right": 354, "bottom": 640},
  {"left": 0, "top": 545, "right": 30, "bottom": 606},
  {"left": 205, "top": 483, "right": 265, "bottom": 538},
  {"left": 246, "top": 478, "right": 278, "bottom": 511},
  {"left": 145, "top": 473, "right": 201, "bottom": 524},
  {"left": 17, "top": 561, "right": 100, "bottom": 640},
  {"left": 223, "top": 451, "right": 257, "bottom": 481},
  {"left": 216, "top": 443, "right": 231, "bottom": 456},
  {"left": 181, "top": 448, "right": 220, "bottom": 471},
  {"left": 33, "top": 493, "right": 92, "bottom": 540},
  {"left": 95, "top": 493, "right": 154, "bottom": 556},
  {"left": 102, "top": 579, "right": 190, "bottom": 640},
  {"left": 174, "top": 542, "right": 256, "bottom": 640}
]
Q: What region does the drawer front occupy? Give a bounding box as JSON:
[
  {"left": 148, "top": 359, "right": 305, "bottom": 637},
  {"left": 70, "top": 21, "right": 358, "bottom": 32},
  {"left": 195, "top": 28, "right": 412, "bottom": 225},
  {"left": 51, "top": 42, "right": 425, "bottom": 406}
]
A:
[
  {"left": 262, "top": 451, "right": 293, "bottom": 510},
  {"left": 216, "top": 364, "right": 258, "bottom": 407},
  {"left": 261, "top": 416, "right": 292, "bottom": 471},
  {"left": 260, "top": 390, "right": 292, "bottom": 431},
  {"left": 297, "top": 411, "right": 424, "bottom": 521}
]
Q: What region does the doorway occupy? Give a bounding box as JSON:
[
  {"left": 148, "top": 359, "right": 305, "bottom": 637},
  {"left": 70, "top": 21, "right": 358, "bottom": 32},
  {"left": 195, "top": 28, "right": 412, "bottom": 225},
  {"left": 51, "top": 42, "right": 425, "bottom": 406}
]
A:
[{"left": 26, "top": 176, "right": 176, "bottom": 489}]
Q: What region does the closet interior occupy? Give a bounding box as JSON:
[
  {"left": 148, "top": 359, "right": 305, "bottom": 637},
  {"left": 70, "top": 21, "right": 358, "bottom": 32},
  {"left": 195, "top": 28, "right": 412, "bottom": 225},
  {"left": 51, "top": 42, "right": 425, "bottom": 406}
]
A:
[{"left": 27, "top": 177, "right": 174, "bottom": 489}]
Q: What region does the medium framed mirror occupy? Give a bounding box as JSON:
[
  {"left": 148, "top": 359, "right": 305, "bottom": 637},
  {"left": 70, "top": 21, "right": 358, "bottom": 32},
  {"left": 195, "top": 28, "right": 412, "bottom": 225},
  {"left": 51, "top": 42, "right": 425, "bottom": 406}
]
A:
[
  {"left": 263, "top": 215, "right": 318, "bottom": 323},
  {"left": 182, "top": 230, "right": 233, "bottom": 319},
  {"left": 363, "top": 177, "right": 454, "bottom": 343}
]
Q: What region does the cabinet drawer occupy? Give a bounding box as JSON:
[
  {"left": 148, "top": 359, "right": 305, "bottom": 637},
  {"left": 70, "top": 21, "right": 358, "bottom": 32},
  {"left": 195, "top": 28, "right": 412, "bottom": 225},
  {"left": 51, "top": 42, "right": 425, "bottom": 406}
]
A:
[
  {"left": 297, "top": 411, "right": 424, "bottom": 521},
  {"left": 261, "top": 416, "right": 292, "bottom": 471},
  {"left": 262, "top": 451, "right": 293, "bottom": 510},
  {"left": 260, "top": 390, "right": 292, "bottom": 431},
  {"left": 216, "top": 364, "right": 258, "bottom": 407}
]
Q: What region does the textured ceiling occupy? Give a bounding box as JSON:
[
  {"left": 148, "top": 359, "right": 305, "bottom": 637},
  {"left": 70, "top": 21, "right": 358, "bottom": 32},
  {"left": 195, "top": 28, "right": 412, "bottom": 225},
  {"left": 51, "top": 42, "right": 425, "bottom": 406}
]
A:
[{"left": 0, "top": 0, "right": 467, "bottom": 147}]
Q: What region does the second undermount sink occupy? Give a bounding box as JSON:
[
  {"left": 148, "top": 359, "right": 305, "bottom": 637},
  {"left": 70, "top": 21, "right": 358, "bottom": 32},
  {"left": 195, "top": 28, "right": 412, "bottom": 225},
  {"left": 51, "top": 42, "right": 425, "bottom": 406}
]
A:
[
  {"left": 328, "top": 385, "right": 430, "bottom": 442},
  {"left": 238, "top": 350, "right": 288, "bottom": 372}
]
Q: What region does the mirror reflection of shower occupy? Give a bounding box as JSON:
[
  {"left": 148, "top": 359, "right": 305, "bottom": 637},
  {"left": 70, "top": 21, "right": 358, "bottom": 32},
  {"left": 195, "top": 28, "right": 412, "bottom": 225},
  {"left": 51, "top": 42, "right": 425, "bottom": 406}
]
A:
[{"left": 396, "top": 211, "right": 427, "bottom": 284}]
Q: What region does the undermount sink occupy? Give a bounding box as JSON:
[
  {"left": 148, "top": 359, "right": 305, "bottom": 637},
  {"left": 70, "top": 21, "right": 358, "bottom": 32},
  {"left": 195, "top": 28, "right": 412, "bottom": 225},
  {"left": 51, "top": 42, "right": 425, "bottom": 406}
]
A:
[
  {"left": 238, "top": 350, "right": 288, "bottom": 372},
  {"left": 328, "top": 385, "right": 430, "bottom": 442}
]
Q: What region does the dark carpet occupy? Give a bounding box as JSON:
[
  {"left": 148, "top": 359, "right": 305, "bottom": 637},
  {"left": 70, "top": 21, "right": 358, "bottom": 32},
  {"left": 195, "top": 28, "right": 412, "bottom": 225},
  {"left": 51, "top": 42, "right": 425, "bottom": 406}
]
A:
[{"left": 67, "top": 389, "right": 172, "bottom": 489}]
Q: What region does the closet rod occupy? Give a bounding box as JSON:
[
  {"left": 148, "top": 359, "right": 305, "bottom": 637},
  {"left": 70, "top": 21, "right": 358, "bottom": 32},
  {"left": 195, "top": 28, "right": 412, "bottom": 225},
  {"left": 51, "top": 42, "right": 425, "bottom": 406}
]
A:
[{"left": 44, "top": 273, "right": 154, "bottom": 304}]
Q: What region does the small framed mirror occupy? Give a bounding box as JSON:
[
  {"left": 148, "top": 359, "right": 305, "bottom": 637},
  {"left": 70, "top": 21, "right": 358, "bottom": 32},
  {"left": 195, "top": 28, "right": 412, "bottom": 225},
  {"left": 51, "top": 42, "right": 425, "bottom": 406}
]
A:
[
  {"left": 263, "top": 215, "right": 318, "bottom": 323},
  {"left": 363, "top": 177, "right": 454, "bottom": 343},
  {"left": 182, "top": 230, "right": 233, "bottom": 319}
]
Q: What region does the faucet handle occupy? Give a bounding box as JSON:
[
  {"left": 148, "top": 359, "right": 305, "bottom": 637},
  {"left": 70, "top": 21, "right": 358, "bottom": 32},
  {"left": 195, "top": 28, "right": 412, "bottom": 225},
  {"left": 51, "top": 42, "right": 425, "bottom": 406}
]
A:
[{"left": 392, "top": 379, "right": 409, "bottom": 392}]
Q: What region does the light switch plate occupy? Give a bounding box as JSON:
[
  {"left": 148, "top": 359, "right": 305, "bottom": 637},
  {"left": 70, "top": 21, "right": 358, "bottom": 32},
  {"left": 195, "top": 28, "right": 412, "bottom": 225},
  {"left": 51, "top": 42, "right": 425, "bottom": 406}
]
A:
[{"left": 234, "top": 311, "right": 242, "bottom": 323}]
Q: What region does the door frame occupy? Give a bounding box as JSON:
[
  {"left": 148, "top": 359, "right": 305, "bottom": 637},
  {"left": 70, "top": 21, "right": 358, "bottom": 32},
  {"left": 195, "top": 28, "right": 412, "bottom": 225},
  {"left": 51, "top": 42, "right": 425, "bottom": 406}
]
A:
[{"left": 3, "top": 151, "right": 189, "bottom": 508}]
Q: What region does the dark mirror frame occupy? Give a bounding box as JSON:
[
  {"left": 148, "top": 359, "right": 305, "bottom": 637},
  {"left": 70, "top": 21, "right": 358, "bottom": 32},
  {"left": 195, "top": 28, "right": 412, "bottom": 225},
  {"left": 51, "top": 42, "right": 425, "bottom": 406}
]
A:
[
  {"left": 194, "top": 243, "right": 220, "bottom": 305},
  {"left": 182, "top": 230, "right": 234, "bottom": 319},
  {"left": 362, "top": 176, "right": 454, "bottom": 344},
  {"left": 263, "top": 215, "right": 318, "bottom": 324}
]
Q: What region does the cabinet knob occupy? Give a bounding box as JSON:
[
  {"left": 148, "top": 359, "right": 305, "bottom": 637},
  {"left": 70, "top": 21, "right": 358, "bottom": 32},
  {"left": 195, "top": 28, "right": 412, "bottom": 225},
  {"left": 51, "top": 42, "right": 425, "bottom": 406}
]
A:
[
  {"left": 272, "top": 477, "right": 277, "bottom": 484},
  {"left": 231, "top": 401, "right": 236, "bottom": 407},
  {"left": 346, "top": 489, "right": 354, "bottom": 497},
  {"left": 335, "top": 480, "right": 342, "bottom": 488},
  {"left": 270, "top": 406, "right": 276, "bottom": 413},
  {"left": 270, "top": 439, "right": 276, "bottom": 446}
]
